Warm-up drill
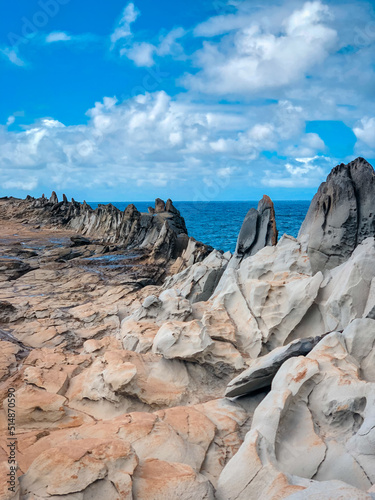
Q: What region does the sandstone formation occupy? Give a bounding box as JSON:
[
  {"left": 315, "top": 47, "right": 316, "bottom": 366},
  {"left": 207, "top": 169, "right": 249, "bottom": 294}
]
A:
[
  {"left": 2, "top": 158, "right": 375, "bottom": 499},
  {"left": 299, "top": 157, "right": 375, "bottom": 273}
]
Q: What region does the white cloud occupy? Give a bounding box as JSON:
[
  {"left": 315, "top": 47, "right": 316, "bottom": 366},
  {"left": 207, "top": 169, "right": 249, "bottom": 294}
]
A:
[
  {"left": 353, "top": 117, "right": 375, "bottom": 148},
  {"left": 2, "top": 179, "right": 38, "bottom": 191},
  {"left": 120, "top": 25, "right": 186, "bottom": 67},
  {"left": 262, "top": 156, "right": 331, "bottom": 188},
  {"left": 46, "top": 32, "right": 72, "bottom": 43},
  {"left": 0, "top": 47, "right": 25, "bottom": 67},
  {"left": 194, "top": 14, "right": 253, "bottom": 37},
  {"left": 284, "top": 132, "right": 326, "bottom": 157},
  {"left": 110, "top": 3, "right": 140, "bottom": 47},
  {"left": 123, "top": 42, "right": 155, "bottom": 67},
  {"left": 0, "top": 91, "right": 317, "bottom": 195},
  {"left": 6, "top": 116, "right": 15, "bottom": 127},
  {"left": 184, "top": 1, "right": 337, "bottom": 95}
]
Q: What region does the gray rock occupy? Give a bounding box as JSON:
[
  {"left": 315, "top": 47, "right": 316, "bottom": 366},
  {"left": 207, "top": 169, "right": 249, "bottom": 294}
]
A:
[
  {"left": 70, "top": 235, "right": 91, "bottom": 247},
  {"left": 233, "top": 195, "right": 278, "bottom": 264},
  {"left": 49, "top": 191, "right": 58, "bottom": 204},
  {"left": 3, "top": 196, "right": 210, "bottom": 272},
  {"left": 299, "top": 157, "right": 375, "bottom": 273},
  {"left": 225, "top": 336, "right": 323, "bottom": 397}
]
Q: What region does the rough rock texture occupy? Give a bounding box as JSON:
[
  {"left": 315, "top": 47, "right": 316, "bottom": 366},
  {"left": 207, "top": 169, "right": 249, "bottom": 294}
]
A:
[
  {"left": 230, "top": 195, "right": 278, "bottom": 267},
  {"left": 3, "top": 195, "right": 212, "bottom": 271},
  {"left": 225, "top": 335, "right": 323, "bottom": 398},
  {"left": 299, "top": 157, "right": 375, "bottom": 273},
  {"left": 216, "top": 319, "right": 375, "bottom": 499},
  {"left": 3, "top": 160, "right": 375, "bottom": 499}
]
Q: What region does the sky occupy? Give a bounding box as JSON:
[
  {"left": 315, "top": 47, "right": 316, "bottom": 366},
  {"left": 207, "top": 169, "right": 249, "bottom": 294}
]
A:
[{"left": 1, "top": 0, "right": 375, "bottom": 202}]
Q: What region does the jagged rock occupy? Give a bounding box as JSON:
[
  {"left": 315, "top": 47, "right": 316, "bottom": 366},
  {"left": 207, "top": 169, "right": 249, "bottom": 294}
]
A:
[
  {"left": 0, "top": 301, "right": 18, "bottom": 323},
  {"left": 2, "top": 195, "right": 210, "bottom": 272},
  {"left": 70, "top": 235, "right": 91, "bottom": 246},
  {"left": 299, "top": 157, "right": 375, "bottom": 273},
  {"left": 231, "top": 195, "right": 278, "bottom": 266},
  {"left": 225, "top": 335, "right": 323, "bottom": 398},
  {"left": 162, "top": 250, "right": 230, "bottom": 303},
  {"left": 292, "top": 237, "right": 375, "bottom": 339},
  {"left": 155, "top": 198, "right": 166, "bottom": 213},
  {"left": 0, "top": 258, "right": 32, "bottom": 281},
  {"left": 49, "top": 191, "right": 58, "bottom": 204},
  {"left": 216, "top": 318, "right": 375, "bottom": 499}
]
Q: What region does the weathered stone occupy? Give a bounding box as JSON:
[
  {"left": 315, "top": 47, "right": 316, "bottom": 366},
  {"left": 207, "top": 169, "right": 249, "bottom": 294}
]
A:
[
  {"left": 299, "top": 157, "right": 375, "bottom": 273},
  {"left": 231, "top": 195, "right": 278, "bottom": 266},
  {"left": 225, "top": 335, "right": 323, "bottom": 397}
]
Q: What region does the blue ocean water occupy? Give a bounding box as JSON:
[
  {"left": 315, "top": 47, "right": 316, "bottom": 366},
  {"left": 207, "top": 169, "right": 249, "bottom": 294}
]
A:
[{"left": 89, "top": 201, "right": 311, "bottom": 253}]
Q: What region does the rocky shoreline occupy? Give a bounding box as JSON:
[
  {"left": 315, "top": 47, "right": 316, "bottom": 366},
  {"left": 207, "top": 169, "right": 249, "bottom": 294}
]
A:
[{"left": 1, "top": 157, "right": 375, "bottom": 499}]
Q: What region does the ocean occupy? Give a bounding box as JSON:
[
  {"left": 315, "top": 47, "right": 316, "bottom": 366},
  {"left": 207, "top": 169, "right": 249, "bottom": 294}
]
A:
[{"left": 88, "top": 201, "right": 311, "bottom": 253}]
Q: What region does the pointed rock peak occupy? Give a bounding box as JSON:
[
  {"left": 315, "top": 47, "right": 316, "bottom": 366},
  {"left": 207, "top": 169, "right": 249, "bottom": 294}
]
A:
[
  {"left": 124, "top": 203, "right": 139, "bottom": 217},
  {"left": 257, "top": 195, "right": 278, "bottom": 246},
  {"left": 155, "top": 198, "right": 166, "bottom": 213},
  {"left": 49, "top": 191, "right": 58, "bottom": 204},
  {"left": 299, "top": 158, "right": 375, "bottom": 273},
  {"left": 62, "top": 194, "right": 68, "bottom": 204},
  {"left": 233, "top": 195, "right": 278, "bottom": 263},
  {"left": 166, "top": 199, "right": 179, "bottom": 214}
]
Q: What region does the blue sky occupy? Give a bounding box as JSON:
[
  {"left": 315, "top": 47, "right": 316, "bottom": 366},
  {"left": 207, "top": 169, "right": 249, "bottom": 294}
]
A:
[{"left": 1, "top": 0, "right": 375, "bottom": 201}]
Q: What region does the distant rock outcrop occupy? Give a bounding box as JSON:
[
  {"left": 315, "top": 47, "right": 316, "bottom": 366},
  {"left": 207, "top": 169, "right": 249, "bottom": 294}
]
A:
[
  {"left": 4, "top": 195, "right": 212, "bottom": 270},
  {"left": 299, "top": 157, "right": 375, "bottom": 272},
  {"left": 231, "top": 195, "right": 278, "bottom": 266}
]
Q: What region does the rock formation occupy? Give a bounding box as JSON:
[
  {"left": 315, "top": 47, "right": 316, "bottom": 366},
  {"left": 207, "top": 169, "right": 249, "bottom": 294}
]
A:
[
  {"left": 299, "top": 157, "right": 375, "bottom": 272},
  {"left": 230, "top": 194, "right": 278, "bottom": 267},
  {"left": 3, "top": 195, "right": 212, "bottom": 273},
  {"left": 2, "top": 158, "right": 375, "bottom": 499}
]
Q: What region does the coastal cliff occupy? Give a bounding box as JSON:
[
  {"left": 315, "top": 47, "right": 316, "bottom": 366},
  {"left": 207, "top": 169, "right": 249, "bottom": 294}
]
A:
[{"left": 1, "top": 158, "right": 375, "bottom": 499}]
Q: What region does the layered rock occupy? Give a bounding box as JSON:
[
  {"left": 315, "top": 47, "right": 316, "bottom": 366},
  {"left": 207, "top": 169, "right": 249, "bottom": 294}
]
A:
[
  {"left": 3, "top": 195, "right": 212, "bottom": 270},
  {"left": 299, "top": 157, "right": 375, "bottom": 273},
  {"left": 3, "top": 159, "right": 375, "bottom": 499}
]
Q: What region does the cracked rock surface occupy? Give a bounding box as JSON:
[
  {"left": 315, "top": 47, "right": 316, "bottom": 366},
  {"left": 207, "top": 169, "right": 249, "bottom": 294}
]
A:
[{"left": 2, "top": 159, "right": 375, "bottom": 499}]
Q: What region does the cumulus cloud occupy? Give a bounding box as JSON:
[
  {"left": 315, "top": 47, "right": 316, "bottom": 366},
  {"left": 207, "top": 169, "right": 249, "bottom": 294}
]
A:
[
  {"left": 353, "top": 117, "right": 375, "bottom": 148},
  {"left": 262, "top": 156, "right": 331, "bottom": 188},
  {"left": 183, "top": 1, "right": 337, "bottom": 95},
  {"left": 0, "top": 91, "right": 323, "bottom": 195}
]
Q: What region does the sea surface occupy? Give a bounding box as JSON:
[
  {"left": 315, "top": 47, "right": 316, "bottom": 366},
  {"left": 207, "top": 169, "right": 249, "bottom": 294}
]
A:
[{"left": 89, "top": 201, "right": 311, "bottom": 253}]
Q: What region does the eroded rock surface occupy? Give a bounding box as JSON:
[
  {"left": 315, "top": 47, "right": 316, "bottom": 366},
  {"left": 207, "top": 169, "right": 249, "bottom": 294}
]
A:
[
  {"left": 217, "top": 318, "right": 375, "bottom": 499},
  {"left": 299, "top": 157, "right": 375, "bottom": 273},
  {"left": 2, "top": 161, "right": 375, "bottom": 499},
  {"left": 230, "top": 194, "right": 278, "bottom": 267}
]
